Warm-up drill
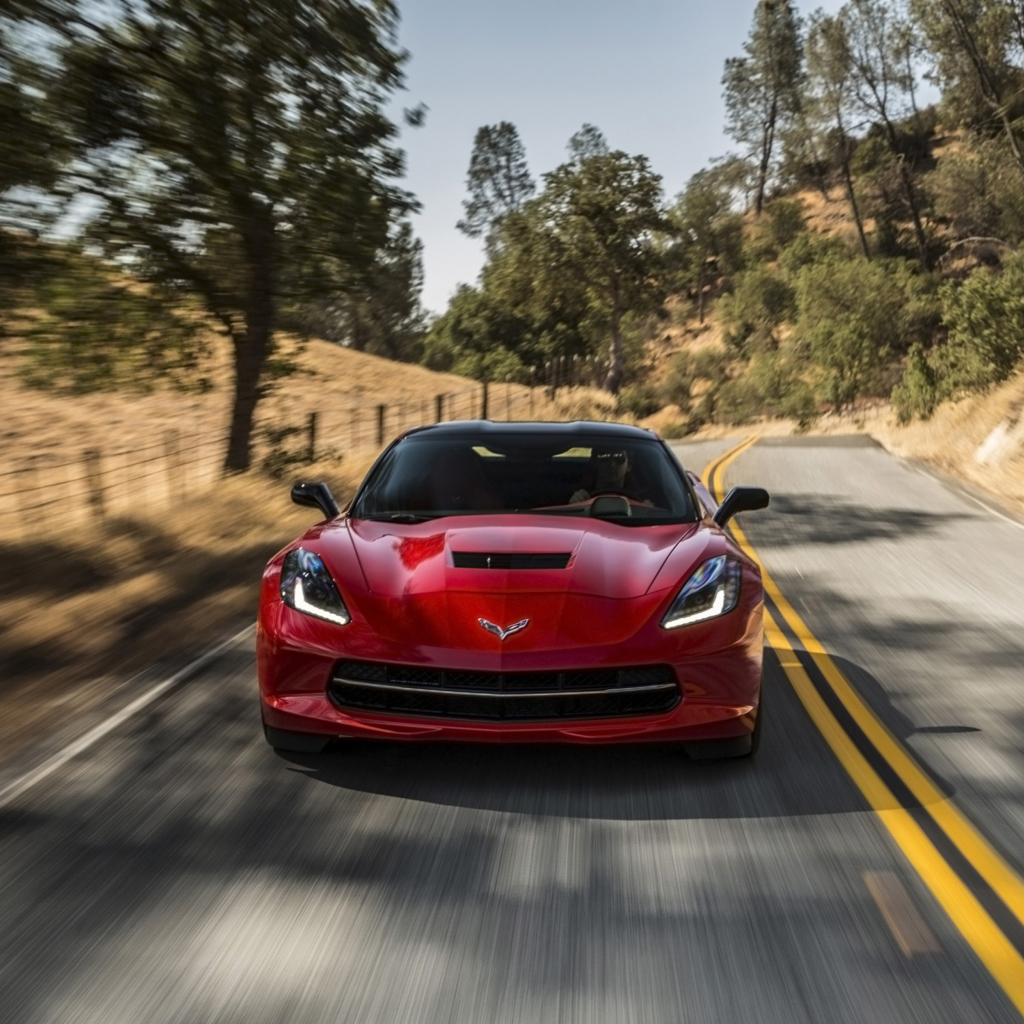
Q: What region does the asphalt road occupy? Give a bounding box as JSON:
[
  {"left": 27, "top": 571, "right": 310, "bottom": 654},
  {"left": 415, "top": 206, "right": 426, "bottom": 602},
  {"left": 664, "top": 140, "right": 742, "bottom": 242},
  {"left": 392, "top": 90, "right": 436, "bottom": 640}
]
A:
[{"left": 1, "top": 437, "right": 1024, "bottom": 1024}]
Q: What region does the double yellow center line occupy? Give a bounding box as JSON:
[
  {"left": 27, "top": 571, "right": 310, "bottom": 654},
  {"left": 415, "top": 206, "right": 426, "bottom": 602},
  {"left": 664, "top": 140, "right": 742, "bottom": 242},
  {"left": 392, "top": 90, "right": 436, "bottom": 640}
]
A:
[{"left": 702, "top": 436, "right": 1024, "bottom": 1015}]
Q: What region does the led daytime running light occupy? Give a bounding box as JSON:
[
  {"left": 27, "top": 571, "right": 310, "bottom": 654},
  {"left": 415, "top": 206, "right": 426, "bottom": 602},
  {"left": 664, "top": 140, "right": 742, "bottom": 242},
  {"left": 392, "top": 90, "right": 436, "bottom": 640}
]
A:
[
  {"left": 280, "top": 548, "right": 351, "bottom": 627},
  {"left": 661, "top": 555, "right": 741, "bottom": 629}
]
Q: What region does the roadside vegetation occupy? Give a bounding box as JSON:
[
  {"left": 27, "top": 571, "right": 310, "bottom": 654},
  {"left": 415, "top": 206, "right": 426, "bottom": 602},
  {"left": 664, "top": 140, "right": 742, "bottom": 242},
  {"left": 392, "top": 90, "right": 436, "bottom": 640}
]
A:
[
  {"left": 4, "top": 0, "right": 1024, "bottom": 442},
  {"left": 426, "top": 0, "right": 1024, "bottom": 434}
]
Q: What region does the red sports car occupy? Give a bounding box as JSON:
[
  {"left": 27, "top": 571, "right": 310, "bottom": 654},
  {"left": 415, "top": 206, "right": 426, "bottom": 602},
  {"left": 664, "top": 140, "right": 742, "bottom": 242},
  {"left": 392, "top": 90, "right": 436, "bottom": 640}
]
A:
[{"left": 257, "top": 422, "right": 769, "bottom": 758}]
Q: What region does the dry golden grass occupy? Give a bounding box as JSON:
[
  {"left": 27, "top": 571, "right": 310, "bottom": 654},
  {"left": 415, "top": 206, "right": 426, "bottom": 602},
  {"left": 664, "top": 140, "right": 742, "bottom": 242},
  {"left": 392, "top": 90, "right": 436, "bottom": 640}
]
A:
[{"left": 0, "top": 453, "right": 370, "bottom": 760}]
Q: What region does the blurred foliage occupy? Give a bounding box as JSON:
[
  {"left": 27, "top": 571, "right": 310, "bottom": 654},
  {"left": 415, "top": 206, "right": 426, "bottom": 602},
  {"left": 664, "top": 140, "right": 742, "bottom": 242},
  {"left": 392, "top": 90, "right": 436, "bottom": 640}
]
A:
[
  {"left": 287, "top": 222, "right": 428, "bottom": 363},
  {"left": 19, "top": 257, "right": 211, "bottom": 393},
  {"left": 616, "top": 382, "right": 662, "bottom": 418},
  {"left": 892, "top": 342, "right": 939, "bottom": 422},
  {"left": 3, "top": 0, "right": 417, "bottom": 472}
]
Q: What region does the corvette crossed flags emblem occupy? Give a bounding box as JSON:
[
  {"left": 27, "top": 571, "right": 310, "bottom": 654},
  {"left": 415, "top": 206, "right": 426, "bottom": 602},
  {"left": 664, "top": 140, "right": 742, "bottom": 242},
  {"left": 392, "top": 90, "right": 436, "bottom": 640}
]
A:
[{"left": 478, "top": 618, "right": 529, "bottom": 641}]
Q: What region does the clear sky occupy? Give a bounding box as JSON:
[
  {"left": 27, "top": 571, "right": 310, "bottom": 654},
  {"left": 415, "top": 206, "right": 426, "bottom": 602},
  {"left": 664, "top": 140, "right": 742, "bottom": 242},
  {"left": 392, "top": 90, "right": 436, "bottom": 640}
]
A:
[{"left": 393, "top": 0, "right": 844, "bottom": 315}]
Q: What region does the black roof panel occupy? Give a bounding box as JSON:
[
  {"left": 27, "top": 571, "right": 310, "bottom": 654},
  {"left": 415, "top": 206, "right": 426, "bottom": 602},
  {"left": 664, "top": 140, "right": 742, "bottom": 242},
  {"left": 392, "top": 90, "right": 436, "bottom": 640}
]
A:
[{"left": 405, "top": 420, "right": 657, "bottom": 439}]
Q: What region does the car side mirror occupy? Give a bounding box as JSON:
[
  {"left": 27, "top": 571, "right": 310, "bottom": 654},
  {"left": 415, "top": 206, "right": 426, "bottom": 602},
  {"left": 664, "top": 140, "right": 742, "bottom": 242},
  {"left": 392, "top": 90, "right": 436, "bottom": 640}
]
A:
[
  {"left": 291, "top": 481, "right": 341, "bottom": 520},
  {"left": 713, "top": 485, "right": 769, "bottom": 527}
]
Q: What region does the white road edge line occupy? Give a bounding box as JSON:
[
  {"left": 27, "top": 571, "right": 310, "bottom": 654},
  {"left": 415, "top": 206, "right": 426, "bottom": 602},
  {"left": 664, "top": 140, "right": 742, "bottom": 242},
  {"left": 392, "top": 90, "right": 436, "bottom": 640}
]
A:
[{"left": 0, "top": 623, "right": 256, "bottom": 810}]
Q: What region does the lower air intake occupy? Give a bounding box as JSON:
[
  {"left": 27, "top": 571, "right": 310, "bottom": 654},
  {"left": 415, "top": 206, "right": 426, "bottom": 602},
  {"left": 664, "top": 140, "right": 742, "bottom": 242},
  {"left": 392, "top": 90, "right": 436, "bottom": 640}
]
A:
[{"left": 329, "top": 661, "right": 679, "bottom": 722}]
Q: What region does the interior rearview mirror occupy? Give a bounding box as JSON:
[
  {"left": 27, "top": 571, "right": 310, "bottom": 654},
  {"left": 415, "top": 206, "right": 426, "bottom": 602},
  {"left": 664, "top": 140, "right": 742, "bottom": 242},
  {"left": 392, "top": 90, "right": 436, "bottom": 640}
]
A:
[
  {"left": 713, "top": 485, "right": 769, "bottom": 527},
  {"left": 290, "top": 481, "right": 341, "bottom": 520}
]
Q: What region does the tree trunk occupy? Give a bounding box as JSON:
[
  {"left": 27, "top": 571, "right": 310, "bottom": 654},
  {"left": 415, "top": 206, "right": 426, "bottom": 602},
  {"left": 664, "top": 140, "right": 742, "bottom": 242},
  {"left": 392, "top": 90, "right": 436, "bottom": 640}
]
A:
[
  {"left": 879, "top": 115, "right": 929, "bottom": 267},
  {"left": 895, "top": 153, "right": 930, "bottom": 268},
  {"left": 603, "top": 283, "right": 624, "bottom": 394},
  {"left": 755, "top": 96, "right": 778, "bottom": 216},
  {"left": 697, "top": 259, "right": 707, "bottom": 324},
  {"left": 841, "top": 156, "right": 870, "bottom": 259},
  {"left": 224, "top": 329, "right": 268, "bottom": 472},
  {"left": 224, "top": 214, "right": 275, "bottom": 473}
]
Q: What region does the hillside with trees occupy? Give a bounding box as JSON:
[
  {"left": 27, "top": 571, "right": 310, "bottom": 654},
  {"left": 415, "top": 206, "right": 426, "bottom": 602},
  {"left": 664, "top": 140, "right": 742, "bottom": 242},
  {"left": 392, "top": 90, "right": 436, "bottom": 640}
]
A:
[{"left": 430, "top": 0, "right": 1024, "bottom": 440}]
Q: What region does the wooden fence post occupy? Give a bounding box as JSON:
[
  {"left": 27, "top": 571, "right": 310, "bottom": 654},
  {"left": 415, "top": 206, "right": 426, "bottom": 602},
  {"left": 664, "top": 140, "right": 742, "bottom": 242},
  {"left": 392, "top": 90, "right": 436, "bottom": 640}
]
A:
[
  {"left": 376, "top": 404, "right": 386, "bottom": 447},
  {"left": 481, "top": 381, "right": 489, "bottom": 420},
  {"left": 163, "top": 431, "right": 182, "bottom": 506},
  {"left": 82, "top": 448, "right": 106, "bottom": 520},
  {"left": 436, "top": 393, "right": 444, "bottom": 423},
  {"left": 306, "top": 411, "right": 318, "bottom": 462}
]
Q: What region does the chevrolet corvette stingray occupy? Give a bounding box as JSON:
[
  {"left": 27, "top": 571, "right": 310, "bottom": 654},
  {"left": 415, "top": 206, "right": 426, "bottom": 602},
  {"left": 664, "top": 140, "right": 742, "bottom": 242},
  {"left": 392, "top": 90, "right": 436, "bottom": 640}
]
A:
[{"left": 257, "top": 421, "right": 769, "bottom": 758}]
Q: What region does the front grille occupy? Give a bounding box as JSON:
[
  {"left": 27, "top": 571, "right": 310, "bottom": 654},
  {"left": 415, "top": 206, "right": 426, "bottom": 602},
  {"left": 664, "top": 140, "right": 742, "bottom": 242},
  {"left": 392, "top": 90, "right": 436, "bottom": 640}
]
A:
[
  {"left": 452, "top": 552, "right": 572, "bottom": 570},
  {"left": 329, "top": 660, "right": 680, "bottom": 722}
]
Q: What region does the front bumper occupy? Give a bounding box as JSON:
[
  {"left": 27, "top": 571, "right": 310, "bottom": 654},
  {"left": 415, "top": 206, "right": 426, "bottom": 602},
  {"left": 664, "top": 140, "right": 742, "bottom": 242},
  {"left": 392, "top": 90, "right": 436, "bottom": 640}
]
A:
[{"left": 259, "top": 625, "right": 762, "bottom": 747}]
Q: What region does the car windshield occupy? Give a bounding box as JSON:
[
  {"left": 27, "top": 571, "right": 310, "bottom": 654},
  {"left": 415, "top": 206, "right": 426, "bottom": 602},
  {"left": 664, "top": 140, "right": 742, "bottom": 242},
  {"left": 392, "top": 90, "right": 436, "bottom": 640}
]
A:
[{"left": 351, "top": 433, "right": 699, "bottom": 525}]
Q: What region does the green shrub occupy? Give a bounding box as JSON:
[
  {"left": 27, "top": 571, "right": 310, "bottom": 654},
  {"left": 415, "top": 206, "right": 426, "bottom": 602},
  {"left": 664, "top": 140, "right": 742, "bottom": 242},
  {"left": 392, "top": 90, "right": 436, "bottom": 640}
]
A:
[
  {"left": 927, "top": 137, "right": 1024, "bottom": 245},
  {"left": 779, "top": 232, "right": 851, "bottom": 278},
  {"left": 747, "top": 350, "right": 819, "bottom": 428},
  {"left": 713, "top": 377, "right": 763, "bottom": 426},
  {"left": 794, "top": 255, "right": 935, "bottom": 410},
  {"left": 938, "top": 254, "right": 1024, "bottom": 393},
  {"left": 660, "top": 352, "right": 695, "bottom": 407},
  {"left": 891, "top": 343, "right": 939, "bottom": 423},
  {"left": 719, "top": 267, "right": 795, "bottom": 352},
  {"left": 660, "top": 420, "right": 692, "bottom": 439},
  {"left": 691, "top": 347, "right": 729, "bottom": 382},
  {"left": 617, "top": 382, "right": 662, "bottom": 418},
  {"left": 746, "top": 198, "right": 807, "bottom": 262}
]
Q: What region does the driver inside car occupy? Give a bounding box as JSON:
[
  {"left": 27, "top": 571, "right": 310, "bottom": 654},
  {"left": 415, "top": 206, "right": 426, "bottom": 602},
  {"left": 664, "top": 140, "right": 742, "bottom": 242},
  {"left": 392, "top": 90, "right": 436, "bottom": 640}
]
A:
[{"left": 570, "top": 448, "right": 631, "bottom": 503}]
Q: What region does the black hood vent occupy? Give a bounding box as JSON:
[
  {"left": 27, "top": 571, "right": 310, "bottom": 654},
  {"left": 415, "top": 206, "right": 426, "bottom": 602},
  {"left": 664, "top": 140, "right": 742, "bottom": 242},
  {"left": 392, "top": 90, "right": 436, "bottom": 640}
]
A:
[{"left": 452, "top": 552, "right": 571, "bottom": 570}]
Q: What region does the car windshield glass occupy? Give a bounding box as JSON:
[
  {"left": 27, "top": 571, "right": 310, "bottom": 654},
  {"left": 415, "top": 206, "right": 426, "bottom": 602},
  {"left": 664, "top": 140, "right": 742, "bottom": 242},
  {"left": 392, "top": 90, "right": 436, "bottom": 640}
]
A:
[{"left": 351, "top": 433, "right": 698, "bottom": 524}]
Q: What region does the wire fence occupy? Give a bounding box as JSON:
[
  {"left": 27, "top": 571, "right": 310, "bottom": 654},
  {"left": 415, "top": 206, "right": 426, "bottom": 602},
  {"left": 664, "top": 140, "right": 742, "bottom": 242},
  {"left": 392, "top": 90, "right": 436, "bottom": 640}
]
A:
[{"left": 0, "top": 381, "right": 574, "bottom": 539}]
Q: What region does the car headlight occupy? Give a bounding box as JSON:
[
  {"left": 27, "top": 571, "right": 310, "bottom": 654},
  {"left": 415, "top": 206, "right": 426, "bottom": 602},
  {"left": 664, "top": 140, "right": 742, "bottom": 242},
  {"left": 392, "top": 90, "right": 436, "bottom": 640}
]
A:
[
  {"left": 661, "top": 555, "right": 741, "bottom": 629},
  {"left": 280, "top": 548, "right": 351, "bottom": 626}
]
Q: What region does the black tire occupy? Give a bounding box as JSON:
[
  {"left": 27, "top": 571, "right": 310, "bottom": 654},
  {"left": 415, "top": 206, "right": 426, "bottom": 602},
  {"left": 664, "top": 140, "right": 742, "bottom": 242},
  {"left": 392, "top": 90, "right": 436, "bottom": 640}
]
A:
[{"left": 263, "top": 723, "right": 330, "bottom": 753}]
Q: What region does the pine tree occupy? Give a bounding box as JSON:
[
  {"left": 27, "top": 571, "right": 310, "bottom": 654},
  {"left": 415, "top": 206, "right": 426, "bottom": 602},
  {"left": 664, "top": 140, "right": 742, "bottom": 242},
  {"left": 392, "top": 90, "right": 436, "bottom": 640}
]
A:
[
  {"left": 723, "top": 0, "right": 805, "bottom": 215},
  {"left": 457, "top": 122, "right": 535, "bottom": 238}
]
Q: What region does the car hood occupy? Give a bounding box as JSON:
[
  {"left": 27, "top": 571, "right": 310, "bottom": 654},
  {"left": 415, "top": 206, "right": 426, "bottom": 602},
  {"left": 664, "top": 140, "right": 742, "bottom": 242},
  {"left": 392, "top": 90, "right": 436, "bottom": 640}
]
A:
[
  {"left": 342, "top": 515, "right": 704, "bottom": 600},
  {"left": 301, "top": 515, "right": 716, "bottom": 654}
]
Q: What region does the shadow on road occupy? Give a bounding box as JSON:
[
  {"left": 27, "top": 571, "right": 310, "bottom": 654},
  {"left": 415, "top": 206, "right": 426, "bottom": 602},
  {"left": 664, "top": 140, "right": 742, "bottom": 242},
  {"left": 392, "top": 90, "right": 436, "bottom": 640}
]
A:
[
  {"left": 282, "top": 651, "right": 869, "bottom": 821},
  {"left": 751, "top": 494, "right": 975, "bottom": 548}
]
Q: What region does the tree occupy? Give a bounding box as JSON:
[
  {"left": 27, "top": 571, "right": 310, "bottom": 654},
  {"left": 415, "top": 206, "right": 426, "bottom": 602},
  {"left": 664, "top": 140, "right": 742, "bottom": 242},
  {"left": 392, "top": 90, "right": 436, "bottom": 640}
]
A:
[
  {"left": 913, "top": 0, "right": 1024, "bottom": 176},
  {"left": 723, "top": 0, "right": 805, "bottom": 215},
  {"left": 670, "top": 168, "right": 744, "bottom": 322},
  {"left": 927, "top": 134, "right": 1024, "bottom": 241},
  {"left": 421, "top": 284, "right": 532, "bottom": 382},
  {"left": 567, "top": 123, "right": 610, "bottom": 163},
  {"left": 805, "top": 11, "right": 871, "bottom": 256},
  {"left": 842, "top": 0, "right": 931, "bottom": 265},
  {"left": 457, "top": 121, "right": 534, "bottom": 238},
  {"left": 292, "top": 222, "right": 427, "bottom": 362},
  {"left": 0, "top": 2, "right": 66, "bottom": 306},
  {"left": 43, "top": 0, "right": 411, "bottom": 471},
  {"left": 533, "top": 152, "right": 669, "bottom": 392},
  {"left": 794, "top": 253, "right": 930, "bottom": 408}
]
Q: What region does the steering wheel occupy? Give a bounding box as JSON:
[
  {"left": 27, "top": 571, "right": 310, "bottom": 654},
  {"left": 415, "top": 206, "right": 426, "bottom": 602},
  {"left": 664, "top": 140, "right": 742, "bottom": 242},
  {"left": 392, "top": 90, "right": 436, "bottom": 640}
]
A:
[{"left": 587, "top": 493, "right": 633, "bottom": 517}]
